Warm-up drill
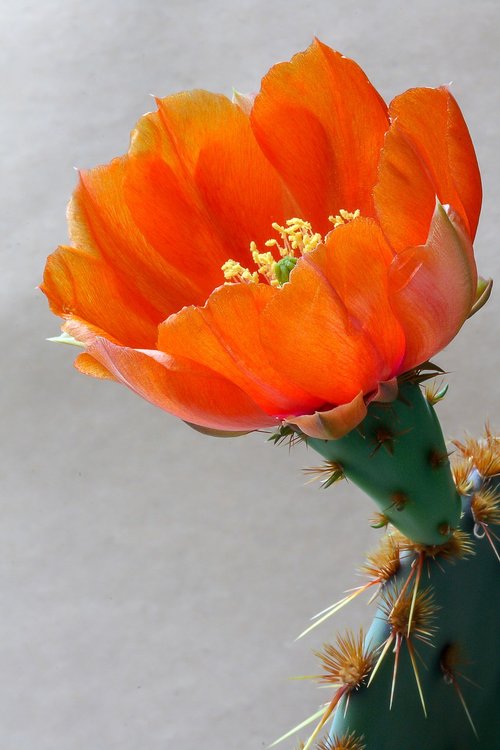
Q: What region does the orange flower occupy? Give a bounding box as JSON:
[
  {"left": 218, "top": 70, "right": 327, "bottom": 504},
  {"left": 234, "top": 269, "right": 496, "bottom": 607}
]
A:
[{"left": 41, "top": 40, "right": 483, "bottom": 439}]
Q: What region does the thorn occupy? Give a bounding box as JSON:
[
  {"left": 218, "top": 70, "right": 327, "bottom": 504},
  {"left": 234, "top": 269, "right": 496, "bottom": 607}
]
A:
[
  {"left": 301, "top": 689, "right": 346, "bottom": 750},
  {"left": 477, "top": 523, "right": 500, "bottom": 562},
  {"left": 368, "top": 634, "right": 394, "bottom": 687},
  {"left": 454, "top": 682, "right": 479, "bottom": 739},
  {"left": 296, "top": 587, "right": 370, "bottom": 639},
  {"left": 428, "top": 448, "right": 452, "bottom": 469},
  {"left": 302, "top": 461, "right": 345, "bottom": 489},
  {"left": 389, "top": 491, "right": 409, "bottom": 512},
  {"left": 268, "top": 706, "right": 326, "bottom": 747},
  {"left": 407, "top": 553, "right": 424, "bottom": 638},
  {"left": 438, "top": 522, "right": 452, "bottom": 537},
  {"left": 407, "top": 640, "right": 427, "bottom": 717},
  {"left": 425, "top": 381, "right": 449, "bottom": 405},
  {"left": 370, "top": 512, "right": 390, "bottom": 528},
  {"left": 389, "top": 636, "right": 402, "bottom": 709},
  {"left": 440, "top": 643, "right": 479, "bottom": 738}
]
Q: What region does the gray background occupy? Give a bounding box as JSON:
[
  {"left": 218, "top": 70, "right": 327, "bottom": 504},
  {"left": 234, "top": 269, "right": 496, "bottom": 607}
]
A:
[{"left": 2, "top": 1, "right": 499, "bottom": 748}]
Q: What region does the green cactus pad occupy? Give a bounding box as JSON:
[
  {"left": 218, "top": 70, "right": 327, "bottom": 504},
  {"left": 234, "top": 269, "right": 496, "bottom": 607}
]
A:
[
  {"left": 327, "top": 478, "right": 500, "bottom": 749},
  {"left": 306, "top": 383, "right": 461, "bottom": 545}
]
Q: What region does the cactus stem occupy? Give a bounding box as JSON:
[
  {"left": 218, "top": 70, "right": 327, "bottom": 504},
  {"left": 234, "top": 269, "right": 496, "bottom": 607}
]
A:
[
  {"left": 307, "top": 382, "right": 462, "bottom": 544},
  {"left": 325, "top": 465, "right": 500, "bottom": 747}
]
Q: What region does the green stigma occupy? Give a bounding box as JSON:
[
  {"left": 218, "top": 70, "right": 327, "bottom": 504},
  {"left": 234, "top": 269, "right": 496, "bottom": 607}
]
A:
[{"left": 274, "top": 256, "right": 298, "bottom": 285}]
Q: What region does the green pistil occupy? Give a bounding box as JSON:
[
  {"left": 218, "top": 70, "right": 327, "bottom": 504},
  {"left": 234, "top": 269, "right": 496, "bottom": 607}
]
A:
[{"left": 274, "top": 256, "right": 297, "bottom": 285}]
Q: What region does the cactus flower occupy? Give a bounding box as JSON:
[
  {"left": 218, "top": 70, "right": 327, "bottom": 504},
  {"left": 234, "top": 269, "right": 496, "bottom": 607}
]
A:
[{"left": 41, "top": 40, "right": 482, "bottom": 439}]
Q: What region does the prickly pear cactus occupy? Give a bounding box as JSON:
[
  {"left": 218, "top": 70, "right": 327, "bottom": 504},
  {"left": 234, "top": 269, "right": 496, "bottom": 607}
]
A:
[{"left": 276, "top": 381, "right": 500, "bottom": 750}]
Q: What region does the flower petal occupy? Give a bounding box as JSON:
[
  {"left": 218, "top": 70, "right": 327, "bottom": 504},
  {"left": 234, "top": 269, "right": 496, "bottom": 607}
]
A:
[
  {"left": 388, "top": 201, "right": 477, "bottom": 371},
  {"left": 41, "top": 245, "right": 159, "bottom": 347},
  {"left": 125, "top": 90, "right": 295, "bottom": 280},
  {"left": 286, "top": 392, "right": 367, "bottom": 440},
  {"left": 260, "top": 218, "right": 406, "bottom": 405},
  {"left": 48, "top": 90, "right": 294, "bottom": 349},
  {"left": 85, "top": 336, "right": 277, "bottom": 432},
  {"left": 158, "top": 282, "right": 322, "bottom": 416},
  {"left": 74, "top": 352, "right": 115, "bottom": 380},
  {"left": 250, "top": 39, "right": 389, "bottom": 232},
  {"left": 375, "top": 86, "right": 482, "bottom": 251},
  {"left": 75, "top": 160, "right": 212, "bottom": 320}
]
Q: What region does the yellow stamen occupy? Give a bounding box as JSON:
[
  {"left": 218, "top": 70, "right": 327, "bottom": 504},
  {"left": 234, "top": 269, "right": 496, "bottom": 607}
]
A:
[
  {"left": 268, "top": 218, "right": 323, "bottom": 256},
  {"left": 328, "top": 208, "right": 361, "bottom": 228},
  {"left": 250, "top": 242, "right": 278, "bottom": 285},
  {"left": 222, "top": 210, "right": 360, "bottom": 287},
  {"left": 221, "top": 258, "right": 259, "bottom": 284}
]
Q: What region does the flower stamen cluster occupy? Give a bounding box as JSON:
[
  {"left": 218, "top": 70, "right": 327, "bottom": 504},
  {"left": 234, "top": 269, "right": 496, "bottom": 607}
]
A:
[{"left": 222, "top": 212, "right": 360, "bottom": 287}]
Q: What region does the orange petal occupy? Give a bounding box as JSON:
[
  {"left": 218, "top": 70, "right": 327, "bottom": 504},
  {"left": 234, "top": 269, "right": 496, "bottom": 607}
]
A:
[
  {"left": 286, "top": 392, "right": 368, "bottom": 440},
  {"left": 388, "top": 201, "right": 477, "bottom": 371},
  {"left": 375, "top": 86, "right": 482, "bottom": 251},
  {"left": 250, "top": 39, "right": 389, "bottom": 233},
  {"left": 53, "top": 91, "right": 294, "bottom": 347},
  {"left": 41, "top": 245, "right": 159, "bottom": 347},
  {"left": 158, "top": 282, "right": 322, "bottom": 416},
  {"left": 75, "top": 162, "right": 208, "bottom": 322},
  {"left": 125, "top": 90, "right": 295, "bottom": 281},
  {"left": 85, "top": 337, "right": 277, "bottom": 433},
  {"left": 74, "top": 352, "right": 115, "bottom": 380},
  {"left": 260, "top": 219, "right": 406, "bottom": 405},
  {"left": 310, "top": 219, "right": 406, "bottom": 375}
]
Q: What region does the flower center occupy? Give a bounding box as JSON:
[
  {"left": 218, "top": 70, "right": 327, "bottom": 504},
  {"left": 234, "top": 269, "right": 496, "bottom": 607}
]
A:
[{"left": 221, "top": 210, "right": 360, "bottom": 286}]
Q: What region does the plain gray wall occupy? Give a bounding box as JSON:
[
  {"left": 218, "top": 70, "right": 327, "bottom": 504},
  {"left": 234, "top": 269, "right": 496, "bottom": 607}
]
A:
[{"left": 3, "top": 1, "right": 499, "bottom": 748}]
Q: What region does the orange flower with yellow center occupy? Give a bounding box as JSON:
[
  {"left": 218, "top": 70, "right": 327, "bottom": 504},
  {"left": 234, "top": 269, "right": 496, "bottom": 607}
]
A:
[{"left": 41, "top": 40, "right": 484, "bottom": 439}]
